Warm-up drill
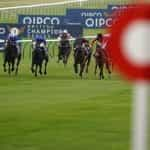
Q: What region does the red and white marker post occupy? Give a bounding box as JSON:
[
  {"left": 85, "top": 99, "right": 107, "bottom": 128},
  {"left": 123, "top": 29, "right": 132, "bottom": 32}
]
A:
[{"left": 108, "top": 4, "right": 150, "bottom": 150}]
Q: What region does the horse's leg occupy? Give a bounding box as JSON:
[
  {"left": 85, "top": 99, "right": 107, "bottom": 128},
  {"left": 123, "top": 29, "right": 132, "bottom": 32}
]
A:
[
  {"left": 15, "top": 55, "right": 21, "bottom": 75},
  {"left": 34, "top": 64, "right": 38, "bottom": 77},
  {"left": 31, "top": 61, "right": 35, "bottom": 73},
  {"left": 102, "top": 64, "right": 104, "bottom": 79},
  {"left": 63, "top": 52, "right": 67, "bottom": 67},
  {"left": 74, "top": 63, "right": 78, "bottom": 74},
  {"left": 106, "top": 60, "right": 111, "bottom": 74},
  {"left": 31, "top": 52, "right": 35, "bottom": 73},
  {"left": 44, "top": 61, "right": 47, "bottom": 75},
  {"left": 99, "top": 64, "right": 104, "bottom": 80},
  {"left": 8, "top": 62, "right": 11, "bottom": 75},
  {"left": 65, "top": 49, "right": 70, "bottom": 65},
  {"left": 79, "top": 62, "right": 85, "bottom": 78},
  {"left": 86, "top": 55, "right": 91, "bottom": 73},
  {"left": 63, "top": 55, "right": 67, "bottom": 67},
  {"left": 94, "top": 63, "right": 98, "bottom": 75},
  {"left": 3, "top": 56, "right": 7, "bottom": 72},
  {"left": 39, "top": 62, "right": 43, "bottom": 75},
  {"left": 57, "top": 47, "right": 61, "bottom": 63},
  {"left": 11, "top": 59, "right": 15, "bottom": 72}
]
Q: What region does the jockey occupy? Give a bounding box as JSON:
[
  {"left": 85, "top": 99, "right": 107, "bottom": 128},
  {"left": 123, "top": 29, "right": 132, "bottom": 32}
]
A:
[
  {"left": 82, "top": 39, "right": 91, "bottom": 56},
  {"left": 7, "top": 33, "right": 17, "bottom": 45},
  {"left": 58, "top": 30, "right": 71, "bottom": 48},
  {"left": 58, "top": 30, "right": 71, "bottom": 61},
  {"left": 58, "top": 30, "right": 72, "bottom": 41},
  {"left": 33, "top": 35, "right": 47, "bottom": 54},
  {"left": 73, "top": 36, "right": 91, "bottom": 57},
  {"left": 91, "top": 33, "right": 106, "bottom": 57},
  {"left": 91, "top": 33, "right": 112, "bottom": 74},
  {"left": 91, "top": 33, "right": 103, "bottom": 50},
  {"left": 73, "top": 35, "right": 86, "bottom": 50},
  {"left": 6, "top": 33, "right": 21, "bottom": 54}
]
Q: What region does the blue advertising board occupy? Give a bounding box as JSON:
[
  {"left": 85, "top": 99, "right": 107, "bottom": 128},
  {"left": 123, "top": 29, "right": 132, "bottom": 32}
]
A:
[
  {"left": 19, "top": 15, "right": 65, "bottom": 25},
  {"left": 66, "top": 9, "right": 114, "bottom": 28},
  {"left": 18, "top": 15, "right": 83, "bottom": 38}
]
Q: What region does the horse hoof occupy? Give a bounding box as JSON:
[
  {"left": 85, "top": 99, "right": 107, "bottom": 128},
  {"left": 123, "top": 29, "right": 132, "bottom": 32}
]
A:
[
  {"left": 4, "top": 69, "right": 7, "bottom": 72},
  {"left": 79, "top": 74, "right": 82, "bottom": 79},
  {"left": 44, "top": 72, "right": 47, "bottom": 75},
  {"left": 12, "top": 68, "right": 15, "bottom": 72},
  {"left": 108, "top": 74, "right": 111, "bottom": 79},
  {"left": 39, "top": 72, "right": 43, "bottom": 75},
  {"left": 31, "top": 68, "right": 34, "bottom": 73}
]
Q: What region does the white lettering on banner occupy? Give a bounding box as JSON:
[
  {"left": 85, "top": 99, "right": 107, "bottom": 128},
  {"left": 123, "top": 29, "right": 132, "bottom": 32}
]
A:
[
  {"left": 37, "top": 17, "right": 43, "bottom": 24},
  {"left": 81, "top": 12, "right": 103, "bottom": 17},
  {"left": 23, "top": 17, "right": 60, "bottom": 25},
  {"left": 85, "top": 17, "right": 114, "bottom": 28},
  {"left": 86, "top": 18, "right": 94, "bottom": 27},
  {"left": 23, "top": 17, "right": 32, "bottom": 24},
  {"left": 0, "top": 27, "right": 6, "bottom": 34},
  {"left": 51, "top": 17, "right": 60, "bottom": 25},
  {"left": 99, "top": 18, "right": 105, "bottom": 27},
  {"left": 26, "top": 25, "right": 63, "bottom": 38},
  {"left": 111, "top": 6, "right": 128, "bottom": 11},
  {"left": 43, "top": 17, "right": 50, "bottom": 24},
  {"left": 106, "top": 18, "right": 113, "bottom": 27}
]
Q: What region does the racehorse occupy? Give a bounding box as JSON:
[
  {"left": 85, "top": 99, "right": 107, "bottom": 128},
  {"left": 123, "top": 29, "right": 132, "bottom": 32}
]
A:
[
  {"left": 31, "top": 43, "right": 49, "bottom": 77},
  {"left": 94, "top": 47, "right": 111, "bottom": 80},
  {"left": 58, "top": 40, "right": 71, "bottom": 66},
  {"left": 3, "top": 40, "right": 21, "bottom": 75},
  {"left": 74, "top": 43, "right": 91, "bottom": 78}
]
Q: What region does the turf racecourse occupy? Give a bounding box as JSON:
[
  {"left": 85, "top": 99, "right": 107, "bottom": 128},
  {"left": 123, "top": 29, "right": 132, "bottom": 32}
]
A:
[
  {"left": 0, "top": 52, "right": 131, "bottom": 150},
  {"left": 0, "top": 0, "right": 132, "bottom": 149}
]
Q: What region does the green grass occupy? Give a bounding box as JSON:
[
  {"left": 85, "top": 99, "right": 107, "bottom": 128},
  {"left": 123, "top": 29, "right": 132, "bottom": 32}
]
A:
[{"left": 0, "top": 50, "right": 132, "bottom": 150}]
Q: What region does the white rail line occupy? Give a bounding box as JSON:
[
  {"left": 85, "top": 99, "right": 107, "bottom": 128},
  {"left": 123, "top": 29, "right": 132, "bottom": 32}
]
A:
[
  {"left": 0, "top": 0, "right": 88, "bottom": 11},
  {"left": 0, "top": 35, "right": 96, "bottom": 44}
]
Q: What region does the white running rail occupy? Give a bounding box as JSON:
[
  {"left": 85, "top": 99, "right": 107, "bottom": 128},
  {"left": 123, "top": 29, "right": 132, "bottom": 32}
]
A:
[
  {"left": 0, "top": 35, "right": 96, "bottom": 44},
  {"left": 0, "top": 0, "right": 88, "bottom": 11}
]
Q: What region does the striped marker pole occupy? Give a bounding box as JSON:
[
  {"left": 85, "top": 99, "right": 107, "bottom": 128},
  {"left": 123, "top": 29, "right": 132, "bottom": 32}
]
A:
[{"left": 108, "top": 4, "right": 150, "bottom": 150}]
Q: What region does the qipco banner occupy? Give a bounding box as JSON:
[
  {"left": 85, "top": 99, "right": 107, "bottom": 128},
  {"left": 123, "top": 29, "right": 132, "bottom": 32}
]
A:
[
  {"left": 18, "top": 15, "right": 83, "bottom": 38},
  {"left": 18, "top": 15, "right": 65, "bottom": 25},
  {"left": 66, "top": 9, "right": 115, "bottom": 29}
]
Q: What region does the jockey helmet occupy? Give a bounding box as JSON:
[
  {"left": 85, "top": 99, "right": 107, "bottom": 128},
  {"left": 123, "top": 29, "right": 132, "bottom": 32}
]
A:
[{"left": 63, "top": 30, "right": 68, "bottom": 34}]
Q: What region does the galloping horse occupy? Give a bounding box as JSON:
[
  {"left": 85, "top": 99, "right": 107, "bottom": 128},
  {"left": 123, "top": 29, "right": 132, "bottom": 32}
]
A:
[
  {"left": 3, "top": 40, "right": 21, "bottom": 75},
  {"left": 74, "top": 42, "right": 91, "bottom": 78},
  {"left": 58, "top": 39, "right": 71, "bottom": 66},
  {"left": 94, "top": 47, "right": 111, "bottom": 80},
  {"left": 31, "top": 42, "right": 49, "bottom": 77}
]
